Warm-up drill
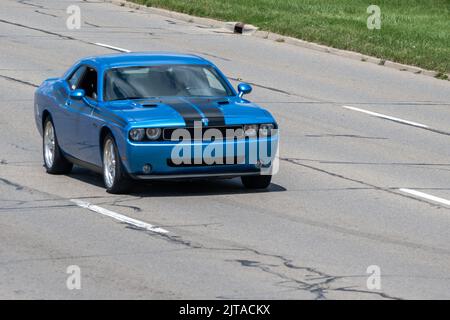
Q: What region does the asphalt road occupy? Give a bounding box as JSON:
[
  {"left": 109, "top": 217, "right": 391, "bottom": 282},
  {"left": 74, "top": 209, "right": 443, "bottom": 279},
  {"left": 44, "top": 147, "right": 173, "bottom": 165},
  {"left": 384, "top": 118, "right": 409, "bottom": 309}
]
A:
[{"left": 1, "top": 0, "right": 450, "bottom": 300}]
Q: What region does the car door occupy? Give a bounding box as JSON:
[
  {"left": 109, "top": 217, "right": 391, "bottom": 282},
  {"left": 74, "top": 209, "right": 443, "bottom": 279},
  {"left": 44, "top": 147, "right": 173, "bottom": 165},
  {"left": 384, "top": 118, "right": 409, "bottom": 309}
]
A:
[
  {"left": 71, "top": 66, "right": 102, "bottom": 165},
  {"left": 56, "top": 65, "right": 87, "bottom": 157}
]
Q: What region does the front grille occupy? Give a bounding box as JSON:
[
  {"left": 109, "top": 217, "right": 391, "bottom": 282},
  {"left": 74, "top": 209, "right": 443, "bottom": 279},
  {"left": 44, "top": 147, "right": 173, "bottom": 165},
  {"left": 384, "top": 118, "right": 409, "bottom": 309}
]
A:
[
  {"left": 163, "top": 125, "right": 244, "bottom": 141},
  {"left": 167, "top": 156, "right": 245, "bottom": 167}
]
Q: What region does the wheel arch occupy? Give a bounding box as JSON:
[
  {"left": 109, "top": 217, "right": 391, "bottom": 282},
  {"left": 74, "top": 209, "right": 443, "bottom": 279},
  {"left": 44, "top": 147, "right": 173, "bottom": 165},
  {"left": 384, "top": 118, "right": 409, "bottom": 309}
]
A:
[
  {"left": 99, "top": 125, "right": 114, "bottom": 154},
  {"left": 99, "top": 125, "right": 130, "bottom": 174},
  {"left": 42, "top": 109, "right": 51, "bottom": 128}
]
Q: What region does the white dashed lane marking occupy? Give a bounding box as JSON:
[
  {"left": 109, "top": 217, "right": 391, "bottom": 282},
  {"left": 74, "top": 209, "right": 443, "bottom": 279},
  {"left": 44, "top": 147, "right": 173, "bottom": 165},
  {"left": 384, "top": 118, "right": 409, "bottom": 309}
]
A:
[
  {"left": 94, "top": 42, "right": 131, "bottom": 53},
  {"left": 71, "top": 199, "right": 169, "bottom": 234},
  {"left": 399, "top": 189, "right": 450, "bottom": 207},
  {"left": 343, "top": 105, "right": 429, "bottom": 129}
]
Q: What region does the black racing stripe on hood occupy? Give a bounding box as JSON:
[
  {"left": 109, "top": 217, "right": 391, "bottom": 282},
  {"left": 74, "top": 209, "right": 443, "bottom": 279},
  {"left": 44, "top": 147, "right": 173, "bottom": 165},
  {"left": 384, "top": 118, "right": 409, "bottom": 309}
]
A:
[
  {"left": 190, "top": 98, "right": 226, "bottom": 126},
  {"left": 164, "top": 99, "right": 203, "bottom": 126}
]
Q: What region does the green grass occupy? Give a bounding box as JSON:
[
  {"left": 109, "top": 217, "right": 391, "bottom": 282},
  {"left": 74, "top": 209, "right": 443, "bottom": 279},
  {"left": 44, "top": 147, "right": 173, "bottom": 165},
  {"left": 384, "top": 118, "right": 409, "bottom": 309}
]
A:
[{"left": 130, "top": 0, "right": 450, "bottom": 75}]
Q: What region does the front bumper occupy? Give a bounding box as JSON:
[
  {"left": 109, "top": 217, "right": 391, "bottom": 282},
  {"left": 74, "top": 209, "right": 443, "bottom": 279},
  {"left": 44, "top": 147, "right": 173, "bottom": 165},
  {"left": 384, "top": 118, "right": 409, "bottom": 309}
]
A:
[
  {"left": 129, "top": 171, "right": 261, "bottom": 180},
  {"left": 122, "top": 136, "right": 278, "bottom": 179}
]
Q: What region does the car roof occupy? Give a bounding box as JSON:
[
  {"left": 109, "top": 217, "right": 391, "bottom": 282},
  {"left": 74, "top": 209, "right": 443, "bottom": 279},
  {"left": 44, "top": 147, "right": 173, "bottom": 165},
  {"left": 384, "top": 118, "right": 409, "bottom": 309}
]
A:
[{"left": 79, "top": 52, "right": 211, "bottom": 69}]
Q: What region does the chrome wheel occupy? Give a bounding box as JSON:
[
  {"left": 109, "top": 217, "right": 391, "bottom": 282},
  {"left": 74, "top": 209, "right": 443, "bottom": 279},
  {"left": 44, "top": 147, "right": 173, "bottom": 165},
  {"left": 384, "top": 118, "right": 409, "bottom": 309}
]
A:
[
  {"left": 44, "top": 121, "right": 55, "bottom": 168},
  {"left": 103, "top": 139, "right": 116, "bottom": 188}
]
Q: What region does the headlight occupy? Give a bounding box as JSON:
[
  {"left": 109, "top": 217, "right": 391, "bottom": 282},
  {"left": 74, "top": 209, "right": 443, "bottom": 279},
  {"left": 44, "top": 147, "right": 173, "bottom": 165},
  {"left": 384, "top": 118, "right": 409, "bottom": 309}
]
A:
[
  {"left": 146, "top": 128, "right": 161, "bottom": 140},
  {"left": 259, "top": 123, "right": 275, "bottom": 136},
  {"left": 129, "top": 128, "right": 145, "bottom": 141},
  {"left": 243, "top": 124, "right": 258, "bottom": 137}
]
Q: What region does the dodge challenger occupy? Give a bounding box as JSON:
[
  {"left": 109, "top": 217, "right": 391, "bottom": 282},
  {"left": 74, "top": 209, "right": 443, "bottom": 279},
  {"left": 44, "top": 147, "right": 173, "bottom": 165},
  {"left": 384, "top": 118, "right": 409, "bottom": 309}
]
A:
[{"left": 34, "top": 52, "right": 278, "bottom": 193}]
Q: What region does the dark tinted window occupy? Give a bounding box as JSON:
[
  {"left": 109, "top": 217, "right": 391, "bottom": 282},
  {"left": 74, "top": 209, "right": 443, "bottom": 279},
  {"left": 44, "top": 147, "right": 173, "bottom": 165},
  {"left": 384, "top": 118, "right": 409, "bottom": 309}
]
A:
[
  {"left": 77, "top": 67, "right": 98, "bottom": 100},
  {"left": 104, "top": 65, "right": 233, "bottom": 101},
  {"left": 68, "top": 66, "right": 86, "bottom": 90}
]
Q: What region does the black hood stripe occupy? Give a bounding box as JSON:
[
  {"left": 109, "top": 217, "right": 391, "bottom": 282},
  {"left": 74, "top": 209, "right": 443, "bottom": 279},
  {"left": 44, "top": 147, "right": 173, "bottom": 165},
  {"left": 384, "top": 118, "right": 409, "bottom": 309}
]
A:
[
  {"left": 162, "top": 98, "right": 226, "bottom": 127},
  {"left": 189, "top": 98, "right": 226, "bottom": 126},
  {"left": 164, "top": 99, "right": 203, "bottom": 127}
]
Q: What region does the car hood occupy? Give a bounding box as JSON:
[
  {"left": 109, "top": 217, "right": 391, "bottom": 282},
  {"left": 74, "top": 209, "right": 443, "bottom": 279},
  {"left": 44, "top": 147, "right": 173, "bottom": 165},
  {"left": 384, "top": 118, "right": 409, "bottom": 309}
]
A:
[{"left": 104, "top": 97, "right": 275, "bottom": 127}]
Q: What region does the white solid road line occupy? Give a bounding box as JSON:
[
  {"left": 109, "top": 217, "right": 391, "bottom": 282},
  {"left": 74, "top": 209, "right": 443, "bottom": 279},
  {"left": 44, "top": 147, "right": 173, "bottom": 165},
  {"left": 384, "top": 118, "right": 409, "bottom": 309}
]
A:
[
  {"left": 70, "top": 199, "right": 169, "bottom": 234},
  {"left": 399, "top": 189, "right": 450, "bottom": 207},
  {"left": 94, "top": 42, "right": 131, "bottom": 53},
  {"left": 342, "top": 105, "right": 429, "bottom": 129}
]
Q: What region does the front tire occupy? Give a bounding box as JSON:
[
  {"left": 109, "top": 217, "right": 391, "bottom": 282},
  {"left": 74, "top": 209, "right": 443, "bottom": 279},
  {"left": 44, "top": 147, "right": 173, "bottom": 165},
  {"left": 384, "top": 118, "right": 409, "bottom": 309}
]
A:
[
  {"left": 43, "top": 117, "right": 73, "bottom": 174},
  {"left": 102, "top": 134, "right": 131, "bottom": 194},
  {"left": 241, "top": 175, "right": 272, "bottom": 189}
]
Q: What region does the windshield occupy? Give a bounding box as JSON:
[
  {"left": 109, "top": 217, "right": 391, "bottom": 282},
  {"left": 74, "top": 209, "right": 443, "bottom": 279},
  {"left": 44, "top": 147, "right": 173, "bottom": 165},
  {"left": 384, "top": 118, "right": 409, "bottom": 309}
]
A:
[{"left": 104, "top": 65, "right": 234, "bottom": 101}]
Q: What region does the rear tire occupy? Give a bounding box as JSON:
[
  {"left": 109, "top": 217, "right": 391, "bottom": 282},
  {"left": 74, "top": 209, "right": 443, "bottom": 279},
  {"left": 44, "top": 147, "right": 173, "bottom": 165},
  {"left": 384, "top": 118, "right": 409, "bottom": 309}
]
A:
[
  {"left": 102, "top": 134, "right": 131, "bottom": 194},
  {"left": 43, "top": 117, "right": 73, "bottom": 174},
  {"left": 241, "top": 175, "right": 272, "bottom": 189}
]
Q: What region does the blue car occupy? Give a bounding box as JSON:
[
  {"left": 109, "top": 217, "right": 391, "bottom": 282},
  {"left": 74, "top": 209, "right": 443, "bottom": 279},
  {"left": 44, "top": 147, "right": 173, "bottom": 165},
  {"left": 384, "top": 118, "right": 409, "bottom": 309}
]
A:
[{"left": 34, "top": 52, "right": 278, "bottom": 193}]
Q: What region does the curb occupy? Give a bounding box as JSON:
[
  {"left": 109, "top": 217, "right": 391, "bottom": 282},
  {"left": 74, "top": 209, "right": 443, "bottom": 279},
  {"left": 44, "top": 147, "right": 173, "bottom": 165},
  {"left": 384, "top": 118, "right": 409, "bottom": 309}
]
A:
[
  {"left": 104, "top": 0, "right": 227, "bottom": 29},
  {"left": 104, "top": 0, "right": 259, "bottom": 34},
  {"left": 104, "top": 0, "right": 448, "bottom": 80},
  {"left": 252, "top": 31, "right": 439, "bottom": 78}
]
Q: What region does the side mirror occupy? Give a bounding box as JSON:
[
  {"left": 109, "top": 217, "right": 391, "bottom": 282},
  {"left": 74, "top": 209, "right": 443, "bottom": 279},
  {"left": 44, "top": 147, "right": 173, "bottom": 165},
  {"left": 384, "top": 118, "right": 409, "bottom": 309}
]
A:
[
  {"left": 237, "top": 83, "right": 252, "bottom": 98},
  {"left": 70, "top": 89, "right": 85, "bottom": 100}
]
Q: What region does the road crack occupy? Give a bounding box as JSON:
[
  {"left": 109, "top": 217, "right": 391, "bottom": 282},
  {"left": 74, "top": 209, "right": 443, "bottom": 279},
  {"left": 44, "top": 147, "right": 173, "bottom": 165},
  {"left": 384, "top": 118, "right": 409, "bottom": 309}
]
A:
[
  {"left": 0, "top": 18, "right": 124, "bottom": 53},
  {"left": 0, "top": 74, "right": 38, "bottom": 87},
  {"left": 139, "top": 228, "right": 402, "bottom": 299}
]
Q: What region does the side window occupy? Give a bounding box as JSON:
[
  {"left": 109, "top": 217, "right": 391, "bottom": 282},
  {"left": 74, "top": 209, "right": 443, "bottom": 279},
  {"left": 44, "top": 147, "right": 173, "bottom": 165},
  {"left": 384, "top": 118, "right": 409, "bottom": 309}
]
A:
[
  {"left": 77, "top": 67, "right": 98, "bottom": 100},
  {"left": 68, "top": 66, "right": 87, "bottom": 90}
]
